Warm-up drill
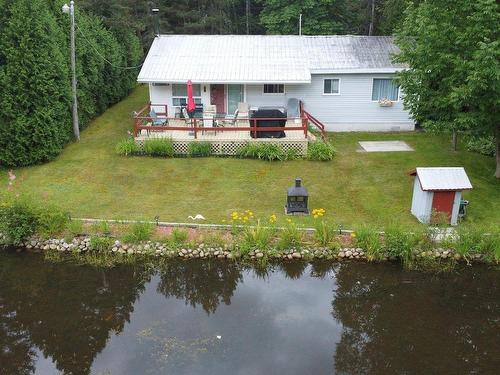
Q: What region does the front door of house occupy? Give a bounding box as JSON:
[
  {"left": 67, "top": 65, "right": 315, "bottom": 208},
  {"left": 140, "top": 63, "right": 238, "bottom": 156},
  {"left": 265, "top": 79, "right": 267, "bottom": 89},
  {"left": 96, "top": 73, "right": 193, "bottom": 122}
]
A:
[{"left": 210, "top": 84, "right": 225, "bottom": 114}]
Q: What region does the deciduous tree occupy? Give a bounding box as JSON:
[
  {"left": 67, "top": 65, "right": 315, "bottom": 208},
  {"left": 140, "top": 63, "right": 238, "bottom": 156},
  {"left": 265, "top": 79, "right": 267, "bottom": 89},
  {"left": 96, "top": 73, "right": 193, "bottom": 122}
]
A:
[{"left": 395, "top": 0, "right": 500, "bottom": 177}]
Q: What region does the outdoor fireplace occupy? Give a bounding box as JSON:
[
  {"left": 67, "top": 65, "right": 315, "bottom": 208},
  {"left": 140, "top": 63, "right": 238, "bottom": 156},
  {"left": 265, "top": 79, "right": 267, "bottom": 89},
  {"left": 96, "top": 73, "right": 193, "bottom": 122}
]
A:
[{"left": 286, "top": 178, "right": 309, "bottom": 215}]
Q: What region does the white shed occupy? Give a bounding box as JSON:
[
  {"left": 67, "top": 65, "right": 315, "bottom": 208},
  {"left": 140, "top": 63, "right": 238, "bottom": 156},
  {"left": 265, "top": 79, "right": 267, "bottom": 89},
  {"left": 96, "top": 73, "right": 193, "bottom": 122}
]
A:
[{"left": 409, "top": 167, "right": 473, "bottom": 225}]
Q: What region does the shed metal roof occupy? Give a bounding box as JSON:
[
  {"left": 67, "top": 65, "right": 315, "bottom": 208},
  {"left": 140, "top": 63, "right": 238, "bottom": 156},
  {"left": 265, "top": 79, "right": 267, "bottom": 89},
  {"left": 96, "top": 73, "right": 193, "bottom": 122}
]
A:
[
  {"left": 137, "top": 35, "right": 405, "bottom": 84},
  {"left": 410, "top": 167, "right": 473, "bottom": 191}
]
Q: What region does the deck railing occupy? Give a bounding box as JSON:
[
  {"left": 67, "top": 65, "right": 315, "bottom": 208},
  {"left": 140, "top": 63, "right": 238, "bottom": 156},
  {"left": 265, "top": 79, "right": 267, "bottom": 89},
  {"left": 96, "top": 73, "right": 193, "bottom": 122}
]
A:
[{"left": 133, "top": 102, "right": 309, "bottom": 139}]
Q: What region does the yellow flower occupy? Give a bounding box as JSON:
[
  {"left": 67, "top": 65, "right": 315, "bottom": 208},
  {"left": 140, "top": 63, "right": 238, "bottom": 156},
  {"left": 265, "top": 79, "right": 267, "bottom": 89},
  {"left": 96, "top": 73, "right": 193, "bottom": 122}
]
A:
[
  {"left": 286, "top": 218, "right": 292, "bottom": 223},
  {"left": 243, "top": 216, "right": 248, "bottom": 221},
  {"left": 351, "top": 232, "right": 356, "bottom": 238},
  {"left": 313, "top": 214, "right": 318, "bottom": 219}
]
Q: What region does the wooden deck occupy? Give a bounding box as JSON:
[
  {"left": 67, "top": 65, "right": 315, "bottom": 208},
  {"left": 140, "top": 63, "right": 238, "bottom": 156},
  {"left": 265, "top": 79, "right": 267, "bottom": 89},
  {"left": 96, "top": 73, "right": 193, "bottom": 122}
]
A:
[
  {"left": 135, "top": 119, "right": 310, "bottom": 141},
  {"left": 134, "top": 119, "right": 313, "bottom": 156},
  {"left": 132, "top": 103, "right": 325, "bottom": 156}
]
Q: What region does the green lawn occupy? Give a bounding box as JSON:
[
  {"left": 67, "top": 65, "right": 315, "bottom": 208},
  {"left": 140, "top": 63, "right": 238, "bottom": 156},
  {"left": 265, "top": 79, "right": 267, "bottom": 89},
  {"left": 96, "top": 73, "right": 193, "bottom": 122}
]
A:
[{"left": 2, "top": 85, "right": 499, "bottom": 229}]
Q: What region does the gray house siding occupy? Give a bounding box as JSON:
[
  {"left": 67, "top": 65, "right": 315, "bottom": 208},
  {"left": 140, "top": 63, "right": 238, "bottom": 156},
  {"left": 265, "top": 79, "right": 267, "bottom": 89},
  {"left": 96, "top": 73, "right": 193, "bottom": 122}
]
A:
[{"left": 246, "top": 73, "right": 414, "bottom": 132}]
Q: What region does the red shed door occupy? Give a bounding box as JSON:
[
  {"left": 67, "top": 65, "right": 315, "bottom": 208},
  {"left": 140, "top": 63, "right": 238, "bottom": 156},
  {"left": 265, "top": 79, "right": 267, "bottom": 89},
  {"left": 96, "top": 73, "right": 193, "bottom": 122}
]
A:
[{"left": 432, "top": 191, "right": 455, "bottom": 221}]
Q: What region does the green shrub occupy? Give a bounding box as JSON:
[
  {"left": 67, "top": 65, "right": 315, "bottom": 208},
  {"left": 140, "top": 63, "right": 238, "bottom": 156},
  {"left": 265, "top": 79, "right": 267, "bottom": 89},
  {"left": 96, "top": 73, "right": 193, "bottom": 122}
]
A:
[
  {"left": 307, "top": 141, "right": 336, "bottom": 161},
  {"left": 188, "top": 141, "right": 212, "bottom": 157},
  {"left": 116, "top": 138, "right": 139, "bottom": 156},
  {"left": 170, "top": 228, "right": 188, "bottom": 246},
  {"left": 240, "top": 220, "right": 274, "bottom": 251},
  {"left": 236, "top": 143, "right": 290, "bottom": 161},
  {"left": 354, "top": 225, "right": 383, "bottom": 261},
  {"left": 123, "top": 222, "right": 154, "bottom": 243},
  {"left": 278, "top": 221, "right": 302, "bottom": 250},
  {"left": 89, "top": 236, "right": 113, "bottom": 252},
  {"left": 464, "top": 135, "right": 495, "bottom": 157},
  {"left": 143, "top": 139, "right": 174, "bottom": 157},
  {"left": 36, "top": 205, "right": 69, "bottom": 239},
  {"left": 384, "top": 225, "right": 417, "bottom": 265},
  {"left": 313, "top": 220, "right": 337, "bottom": 247},
  {"left": 452, "top": 226, "right": 500, "bottom": 261},
  {"left": 0, "top": 201, "right": 38, "bottom": 245}
]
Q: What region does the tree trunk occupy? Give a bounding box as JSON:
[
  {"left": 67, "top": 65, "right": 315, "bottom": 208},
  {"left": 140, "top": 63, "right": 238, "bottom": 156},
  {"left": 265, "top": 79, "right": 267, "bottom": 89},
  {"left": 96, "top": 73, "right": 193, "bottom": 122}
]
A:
[
  {"left": 368, "top": 0, "right": 375, "bottom": 36},
  {"left": 452, "top": 130, "right": 457, "bottom": 151},
  {"left": 246, "top": 0, "right": 250, "bottom": 35},
  {"left": 495, "top": 123, "right": 500, "bottom": 178}
]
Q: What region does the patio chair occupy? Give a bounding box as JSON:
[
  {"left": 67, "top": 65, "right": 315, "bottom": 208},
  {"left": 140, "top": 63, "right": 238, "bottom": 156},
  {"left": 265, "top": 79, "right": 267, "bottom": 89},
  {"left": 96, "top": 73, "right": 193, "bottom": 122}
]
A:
[
  {"left": 217, "top": 108, "right": 239, "bottom": 128},
  {"left": 202, "top": 105, "right": 217, "bottom": 134},
  {"left": 150, "top": 108, "right": 167, "bottom": 126}
]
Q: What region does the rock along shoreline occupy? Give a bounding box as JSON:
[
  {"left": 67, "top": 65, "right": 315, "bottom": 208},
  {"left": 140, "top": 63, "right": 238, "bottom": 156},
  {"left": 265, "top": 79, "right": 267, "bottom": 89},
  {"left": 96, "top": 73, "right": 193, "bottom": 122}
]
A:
[{"left": 1, "top": 234, "right": 490, "bottom": 264}]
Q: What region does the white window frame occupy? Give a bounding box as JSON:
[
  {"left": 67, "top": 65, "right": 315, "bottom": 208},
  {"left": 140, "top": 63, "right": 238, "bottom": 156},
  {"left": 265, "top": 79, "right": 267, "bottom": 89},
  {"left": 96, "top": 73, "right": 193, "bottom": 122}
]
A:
[
  {"left": 322, "top": 78, "right": 341, "bottom": 96},
  {"left": 263, "top": 84, "right": 285, "bottom": 95},
  {"left": 371, "top": 78, "right": 400, "bottom": 102},
  {"left": 172, "top": 83, "right": 202, "bottom": 107}
]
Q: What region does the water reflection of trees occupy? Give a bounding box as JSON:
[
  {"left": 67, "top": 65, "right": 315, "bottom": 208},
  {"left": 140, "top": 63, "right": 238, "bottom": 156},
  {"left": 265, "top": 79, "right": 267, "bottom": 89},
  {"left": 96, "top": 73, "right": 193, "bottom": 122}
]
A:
[
  {"left": 0, "top": 254, "right": 150, "bottom": 375},
  {"left": 331, "top": 263, "right": 500, "bottom": 374},
  {"left": 156, "top": 260, "right": 242, "bottom": 314}
]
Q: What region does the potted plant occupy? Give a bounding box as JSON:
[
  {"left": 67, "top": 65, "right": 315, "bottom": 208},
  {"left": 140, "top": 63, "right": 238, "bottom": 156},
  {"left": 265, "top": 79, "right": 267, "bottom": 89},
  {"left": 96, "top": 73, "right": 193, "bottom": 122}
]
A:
[{"left": 378, "top": 98, "right": 393, "bottom": 107}]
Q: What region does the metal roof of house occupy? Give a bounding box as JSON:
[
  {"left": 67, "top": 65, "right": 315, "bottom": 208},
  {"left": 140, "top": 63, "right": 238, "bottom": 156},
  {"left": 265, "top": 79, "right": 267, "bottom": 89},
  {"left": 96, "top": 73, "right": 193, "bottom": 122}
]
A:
[
  {"left": 410, "top": 167, "right": 473, "bottom": 191},
  {"left": 137, "top": 35, "right": 405, "bottom": 84}
]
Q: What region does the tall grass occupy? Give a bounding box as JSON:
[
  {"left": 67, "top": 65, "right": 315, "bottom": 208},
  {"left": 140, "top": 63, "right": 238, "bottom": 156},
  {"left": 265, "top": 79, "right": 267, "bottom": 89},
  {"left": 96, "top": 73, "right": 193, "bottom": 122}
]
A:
[
  {"left": 143, "top": 138, "right": 174, "bottom": 157},
  {"left": 307, "top": 141, "right": 336, "bottom": 161},
  {"left": 278, "top": 221, "right": 302, "bottom": 250},
  {"left": 384, "top": 224, "right": 418, "bottom": 266},
  {"left": 354, "top": 224, "right": 383, "bottom": 261},
  {"left": 116, "top": 138, "right": 139, "bottom": 156},
  {"left": 123, "top": 222, "right": 154, "bottom": 243},
  {"left": 240, "top": 220, "right": 274, "bottom": 253},
  {"left": 188, "top": 141, "right": 212, "bottom": 157}
]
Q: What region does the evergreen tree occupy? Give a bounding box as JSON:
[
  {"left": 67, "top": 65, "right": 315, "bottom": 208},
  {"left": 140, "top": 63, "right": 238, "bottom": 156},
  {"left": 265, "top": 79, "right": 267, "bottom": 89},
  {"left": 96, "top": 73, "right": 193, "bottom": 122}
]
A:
[
  {"left": 395, "top": 0, "right": 500, "bottom": 177},
  {"left": 0, "top": 0, "right": 72, "bottom": 167}
]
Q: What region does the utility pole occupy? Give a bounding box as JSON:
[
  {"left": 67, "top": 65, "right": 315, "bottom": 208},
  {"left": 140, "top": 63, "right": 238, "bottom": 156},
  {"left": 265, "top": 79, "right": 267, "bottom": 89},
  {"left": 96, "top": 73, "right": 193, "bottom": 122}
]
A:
[
  {"left": 299, "top": 13, "right": 302, "bottom": 35},
  {"left": 246, "top": 0, "right": 250, "bottom": 35},
  {"left": 62, "top": 1, "right": 80, "bottom": 141},
  {"left": 368, "top": 0, "right": 375, "bottom": 36}
]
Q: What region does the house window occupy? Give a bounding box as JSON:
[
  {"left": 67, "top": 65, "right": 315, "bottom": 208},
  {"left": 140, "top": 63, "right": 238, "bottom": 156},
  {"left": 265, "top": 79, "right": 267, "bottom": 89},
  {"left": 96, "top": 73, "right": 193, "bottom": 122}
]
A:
[
  {"left": 372, "top": 79, "right": 399, "bottom": 101},
  {"left": 172, "top": 83, "right": 202, "bottom": 106},
  {"left": 263, "top": 84, "right": 284, "bottom": 94},
  {"left": 323, "top": 79, "right": 340, "bottom": 94}
]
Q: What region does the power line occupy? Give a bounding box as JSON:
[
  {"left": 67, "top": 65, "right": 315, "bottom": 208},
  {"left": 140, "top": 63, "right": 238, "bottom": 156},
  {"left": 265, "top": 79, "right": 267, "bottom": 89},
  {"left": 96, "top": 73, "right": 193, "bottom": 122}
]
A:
[{"left": 75, "top": 23, "right": 143, "bottom": 70}]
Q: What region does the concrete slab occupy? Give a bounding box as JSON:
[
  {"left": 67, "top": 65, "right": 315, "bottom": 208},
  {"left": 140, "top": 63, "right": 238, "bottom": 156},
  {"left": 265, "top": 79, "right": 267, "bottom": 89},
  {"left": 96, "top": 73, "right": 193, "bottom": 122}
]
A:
[{"left": 358, "top": 141, "right": 414, "bottom": 152}]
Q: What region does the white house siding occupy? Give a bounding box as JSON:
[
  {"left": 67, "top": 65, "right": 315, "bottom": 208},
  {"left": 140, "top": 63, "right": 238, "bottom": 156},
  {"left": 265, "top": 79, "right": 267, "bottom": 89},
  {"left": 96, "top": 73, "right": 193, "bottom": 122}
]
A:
[
  {"left": 450, "top": 191, "right": 461, "bottom": 226},
  {"left": 148, "top": 73, "right": 414, "bottom": 132},
  {"left": 291, "top": 73, "right": 413, "bottom": 131},
  {"left": 247, "top": 73, "right": 414, "bottom": 132},
  {"left": 411, "top": 177, "right": 433, "bottom": 224}
]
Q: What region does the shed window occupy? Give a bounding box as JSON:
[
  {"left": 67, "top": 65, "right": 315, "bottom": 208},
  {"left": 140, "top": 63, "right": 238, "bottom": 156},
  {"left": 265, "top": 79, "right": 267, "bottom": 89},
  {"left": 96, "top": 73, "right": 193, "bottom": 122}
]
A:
[
  {"left": 263, "top": 84, "right": 284, "bottom": 94},
  {"left": 372, "top": 79, "right": 399, "bottom": 101},
  {"left": 323, "top": 79, "right": 340, "bottom": 94},
  {"left": 172, "top": 83, "right": 201, "bottom": 106}
]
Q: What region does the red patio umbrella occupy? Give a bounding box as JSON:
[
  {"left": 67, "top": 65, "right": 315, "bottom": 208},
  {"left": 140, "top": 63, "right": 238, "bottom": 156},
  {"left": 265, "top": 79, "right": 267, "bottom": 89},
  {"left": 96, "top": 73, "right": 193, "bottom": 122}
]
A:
[{"left": 186, "top": 80, "right": 196, "bottom": 114}]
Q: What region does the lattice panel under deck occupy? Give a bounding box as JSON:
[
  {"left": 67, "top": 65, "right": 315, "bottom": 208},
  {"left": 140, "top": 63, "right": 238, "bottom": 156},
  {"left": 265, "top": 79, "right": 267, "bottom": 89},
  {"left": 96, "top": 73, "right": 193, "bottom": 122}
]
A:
[{"left": 135, "top": 139, "right": 308, "bottom": 156}]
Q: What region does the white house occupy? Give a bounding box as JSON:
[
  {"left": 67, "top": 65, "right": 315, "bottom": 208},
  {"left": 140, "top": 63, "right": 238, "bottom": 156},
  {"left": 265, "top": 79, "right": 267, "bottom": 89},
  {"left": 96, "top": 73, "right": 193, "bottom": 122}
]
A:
[{"left": 137, "top": 34, "right": 415, "bottom": 132}]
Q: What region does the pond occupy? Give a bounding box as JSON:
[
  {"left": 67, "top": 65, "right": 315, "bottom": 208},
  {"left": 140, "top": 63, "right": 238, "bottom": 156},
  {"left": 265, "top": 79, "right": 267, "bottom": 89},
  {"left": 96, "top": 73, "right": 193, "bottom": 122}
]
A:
[{"left": 0, "top": 252, "right": 498, "bottom": 375}]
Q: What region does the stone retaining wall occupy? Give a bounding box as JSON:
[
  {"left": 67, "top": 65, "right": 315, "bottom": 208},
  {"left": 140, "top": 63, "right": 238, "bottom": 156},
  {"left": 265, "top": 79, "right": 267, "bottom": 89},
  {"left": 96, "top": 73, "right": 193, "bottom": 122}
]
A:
[{"left": 0, "top": 234, "right": 488, "bottom": 263}]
